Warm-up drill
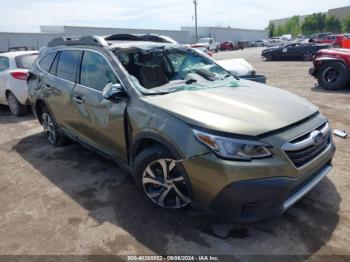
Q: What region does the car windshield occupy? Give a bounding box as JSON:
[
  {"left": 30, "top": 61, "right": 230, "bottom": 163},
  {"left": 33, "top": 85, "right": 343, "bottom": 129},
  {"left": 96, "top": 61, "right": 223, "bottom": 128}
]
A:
[{"left": 114, "top": 46, "right": 238, "bottom": 95}]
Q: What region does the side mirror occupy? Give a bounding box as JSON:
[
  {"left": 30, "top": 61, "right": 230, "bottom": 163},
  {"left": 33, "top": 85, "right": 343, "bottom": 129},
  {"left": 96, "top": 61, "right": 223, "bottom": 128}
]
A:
[{"left": 103, "top": 83, "right": 127, "bottom": 101}]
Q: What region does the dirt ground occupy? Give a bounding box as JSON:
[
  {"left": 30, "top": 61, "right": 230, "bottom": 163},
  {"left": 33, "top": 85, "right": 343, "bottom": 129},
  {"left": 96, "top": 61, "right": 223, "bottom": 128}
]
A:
[{"left": 0, "top": 47, "right": 349, "bottom": 260}]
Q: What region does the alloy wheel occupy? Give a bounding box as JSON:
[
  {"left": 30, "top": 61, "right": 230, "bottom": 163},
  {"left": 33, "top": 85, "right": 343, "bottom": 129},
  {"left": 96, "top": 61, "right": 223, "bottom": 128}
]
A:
[
  {"left": 142, "top": 158, "right": 190, "bottom": 208},
  {"left": 42, "top": 112, "right": 57, "bottom": 144},
  {"left": 323, "top": 67, "right": 339, "bottom": 84},
  {"left": 8, "top": 94, "right": 19, "bottom": 114}
]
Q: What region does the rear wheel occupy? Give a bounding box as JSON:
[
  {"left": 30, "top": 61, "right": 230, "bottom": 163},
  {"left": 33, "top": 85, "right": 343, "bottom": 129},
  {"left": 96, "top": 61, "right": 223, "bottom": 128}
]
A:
[
  {"left": 303, "top": 51, "right": 314, "bottom": 61},
  {"left": 133, "top": 146, "right": 191, "bottom": 209},
  {"left": 7, "top": 92, "right": 27, "bottom": 116},
  {"left": 317, "top": 61, "right": 350, "bottom": 90},
  {"left": 41, "top": 107, "right": 68, "bottom": 146}
]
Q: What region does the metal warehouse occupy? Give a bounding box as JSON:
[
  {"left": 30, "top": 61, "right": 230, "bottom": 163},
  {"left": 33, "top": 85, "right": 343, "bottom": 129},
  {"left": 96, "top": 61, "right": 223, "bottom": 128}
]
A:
[
  {"left": 0, "top": 25, "right": 268, "bottom": 52},
  {"left": 181, "top": 26, "right": 269, "bottom": 42}
]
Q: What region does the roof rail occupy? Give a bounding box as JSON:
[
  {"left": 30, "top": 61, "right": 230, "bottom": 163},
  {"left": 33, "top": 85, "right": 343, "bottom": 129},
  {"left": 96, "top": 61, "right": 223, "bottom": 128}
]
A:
[
  {"left": 47, "top": 36, "right": 109, "bottom": 47},
  {"left": 105, "top": 34, "right": 144, "bottom": 41}
]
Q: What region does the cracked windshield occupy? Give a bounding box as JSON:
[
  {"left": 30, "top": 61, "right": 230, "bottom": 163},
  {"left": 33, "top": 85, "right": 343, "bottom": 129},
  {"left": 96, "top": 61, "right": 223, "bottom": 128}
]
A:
[{"left": 115, "top": 47, "right": 239, "bottom": 94}]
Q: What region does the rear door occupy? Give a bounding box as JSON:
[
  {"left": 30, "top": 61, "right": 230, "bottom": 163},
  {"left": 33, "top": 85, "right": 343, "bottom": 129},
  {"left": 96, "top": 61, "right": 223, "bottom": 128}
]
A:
[
  {"left": 0, "top": 56, "right": 10, "bottom": 104},
  {"left": 71, "top": 50, "right": 128, "bottom": 162},
  {"left": 43, "top": 50, "right": 82, "bottom": 131}
]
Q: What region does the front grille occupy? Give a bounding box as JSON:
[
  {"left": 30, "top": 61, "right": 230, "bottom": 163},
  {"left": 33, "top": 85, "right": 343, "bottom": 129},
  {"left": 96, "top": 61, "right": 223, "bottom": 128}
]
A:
[{"left": 283, "top": 122, "right": 331, "bottom": 168}]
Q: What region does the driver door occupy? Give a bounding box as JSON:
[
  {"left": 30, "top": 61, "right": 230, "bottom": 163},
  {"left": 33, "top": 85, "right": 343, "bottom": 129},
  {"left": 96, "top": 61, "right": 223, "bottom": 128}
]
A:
[{"left": 71, "top": 50, "right": 128, "bottom": 162}]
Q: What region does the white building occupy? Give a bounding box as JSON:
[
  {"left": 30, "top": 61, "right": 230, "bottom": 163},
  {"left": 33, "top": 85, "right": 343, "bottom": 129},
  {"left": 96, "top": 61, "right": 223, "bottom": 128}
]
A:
[{"left": 0, "top": 25, "right": 268, "bottom": 52}]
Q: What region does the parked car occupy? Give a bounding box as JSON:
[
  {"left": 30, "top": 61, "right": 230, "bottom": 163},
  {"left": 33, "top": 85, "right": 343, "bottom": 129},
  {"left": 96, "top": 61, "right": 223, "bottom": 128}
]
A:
[
  {"left": 342, "top": 34, "right": 350, "bottom": 48},
  {"left": 0, "top": 51, "right": 38, "bottom": 115},
  {"left": 309, "top": 48, "right": 350, "bottom": 90},
  {"left": 8, "top": 46, "right": 36, "bottom": 52},
  {"left": 254, "top": 40, "right": 268, "bottom": 47},
  {"left": 28, "top": 36, "right": 335, "bottom": 222},
  {"left": 310, "top": 32, "right": 332, "bottom": 43},
  {"left": 317, "top": 34, "right": 344, "bottom": 48},
  {"left": 262, "top": 42, "right": 332, "bottom": 61},
  {"left": 237, "top": 40, "right": 248, "bottom": 49},
  {"left": 196, "top": 37, "right": 220, "bottom": 52},
  {"left": 215, "top": 58, "right": 267, "bottom": 83},
  {"left": 220, "top": 41, "right": 238, "bottom": 51}
]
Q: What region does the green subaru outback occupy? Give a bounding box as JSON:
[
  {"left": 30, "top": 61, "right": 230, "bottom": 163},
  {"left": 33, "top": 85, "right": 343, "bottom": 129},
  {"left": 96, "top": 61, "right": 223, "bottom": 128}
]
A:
[{"left": 27, "top": 35, "right": 335, "bottom": 222}]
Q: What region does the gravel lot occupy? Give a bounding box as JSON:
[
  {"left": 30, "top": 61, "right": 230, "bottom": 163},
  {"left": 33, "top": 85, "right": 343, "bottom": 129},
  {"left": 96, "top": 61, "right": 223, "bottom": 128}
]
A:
[{"left": 0, "top": 47, "right": 349, "bottom": 260}]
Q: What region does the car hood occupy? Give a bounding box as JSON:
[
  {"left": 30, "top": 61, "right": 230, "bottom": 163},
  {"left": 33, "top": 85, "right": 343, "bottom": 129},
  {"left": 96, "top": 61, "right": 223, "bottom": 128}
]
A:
[
  {"left": 216, "top": 58, "right": 254, "bottom": 76},
  {"left": 262, "top": 46, "right": 280, "bottom": 52},
  {"left": 143, "top": 79, "right": 318, "bottom": 136},
  {"left": 318, "top": 48, "right": 350, "bottom": 55}
]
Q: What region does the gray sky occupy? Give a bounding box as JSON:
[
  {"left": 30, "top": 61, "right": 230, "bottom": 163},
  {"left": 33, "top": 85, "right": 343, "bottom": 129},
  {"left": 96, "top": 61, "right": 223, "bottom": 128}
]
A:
[{"left": 0, "top": 0, "right": 349, "bottom": 32}]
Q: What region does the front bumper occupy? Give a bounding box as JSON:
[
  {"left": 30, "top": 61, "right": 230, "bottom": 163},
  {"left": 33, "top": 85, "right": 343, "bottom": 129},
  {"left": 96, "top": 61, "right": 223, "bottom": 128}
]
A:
[
  {"left": 309, "top": 67, "right": 317, "bottom": 77},
  {"left": 182, "top": 118, "right": 336, "bottom": 223},
  {"left": 209, "top": 162, "right": 333, "bottom": 223}
]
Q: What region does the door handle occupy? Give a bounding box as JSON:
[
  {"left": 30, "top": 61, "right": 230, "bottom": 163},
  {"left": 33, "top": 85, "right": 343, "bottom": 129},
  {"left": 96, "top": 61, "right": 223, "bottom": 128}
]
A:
[{"left": 73, "top": 96, "right": 84, "bottom": 104}]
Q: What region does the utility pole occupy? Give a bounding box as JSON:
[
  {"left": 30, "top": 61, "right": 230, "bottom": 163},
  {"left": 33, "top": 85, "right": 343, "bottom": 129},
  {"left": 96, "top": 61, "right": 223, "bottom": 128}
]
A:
[{"left": 193, "top": 0, "right": 198, "bottom": 43}]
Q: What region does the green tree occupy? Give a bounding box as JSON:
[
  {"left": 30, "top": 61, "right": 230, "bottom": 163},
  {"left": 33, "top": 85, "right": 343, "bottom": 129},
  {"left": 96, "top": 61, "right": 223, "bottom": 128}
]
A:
[
  {"left": 343, "top": 16, "right": 350, "bottom": 32},
  {"left": 284, "top": 16, "right": 301, "bottom": 36},
  {"left": 326, "top": 15, "right": 342, "bottom": 33},
  {"left": 275, "top": 25, "right": 284, "bottom": 36},
  {"left": 268, "top": 22, "right": 275, "bottom": 37},
  {"left": 302, "top": 13, "right": 327, "bottom": 35}
]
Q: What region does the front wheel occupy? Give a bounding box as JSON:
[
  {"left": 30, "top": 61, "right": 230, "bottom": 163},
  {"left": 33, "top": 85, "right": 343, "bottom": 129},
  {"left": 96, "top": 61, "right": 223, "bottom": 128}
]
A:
[
  {"left": 266, "top": 53, "right": 274, "bottom": 61},
  {"left": 317, "top": 62, "right": 350, "bottom": 90},
  {"left": 133, "top": 146, "right": 191, "bottom": 209}
]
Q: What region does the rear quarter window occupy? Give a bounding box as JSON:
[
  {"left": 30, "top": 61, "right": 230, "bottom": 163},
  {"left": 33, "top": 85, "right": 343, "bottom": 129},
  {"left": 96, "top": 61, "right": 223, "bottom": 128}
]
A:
[
  {"left": 15, "top": 54, "right": 38, "bottom": 69},
  {"left": 0, "top": 57, "right": 9, "bottom": 72},
  {"left": 39, "top": 52, "right": 57, "bottom": 72}
]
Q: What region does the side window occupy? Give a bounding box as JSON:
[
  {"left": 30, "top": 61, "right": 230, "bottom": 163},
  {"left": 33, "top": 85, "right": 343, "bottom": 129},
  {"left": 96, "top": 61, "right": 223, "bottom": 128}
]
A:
[
  {"left": 38, "top": 52, "right": 56, "bottom": 72},
  {"left": 80, "top": 51, "right": 118, "bottom": 91},
  {"left": 167, "top": 52, "right": 186, "bottom": 72},
  {"left": 49, "top": 52, "right": 59, "bottom": 75},
  {"left": 56, "top": 50, "right": 81, "bottom": 82},
  {"left": 0, "top": 57, "right": 9, "bottom": 72}
]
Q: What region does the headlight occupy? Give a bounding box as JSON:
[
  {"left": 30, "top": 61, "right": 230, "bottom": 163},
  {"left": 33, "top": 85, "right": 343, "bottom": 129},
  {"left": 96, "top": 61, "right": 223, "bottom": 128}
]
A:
[{"left": 194, "top": 129, "right": 272, "bottom": 161}]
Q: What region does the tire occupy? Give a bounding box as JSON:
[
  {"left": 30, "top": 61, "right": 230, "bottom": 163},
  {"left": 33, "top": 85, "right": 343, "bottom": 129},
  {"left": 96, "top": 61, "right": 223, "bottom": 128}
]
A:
[
  {"left": 317, "top": 61, "right": 350, "bottom": 90},
  {"left": 40, "top": 106, "right": 68, "bottom": 146},
  {"left": 303, "top": 51, "right": 314, "bottom": 61},
  {"left": 334, "top": 44, "right": 341, "bottom": 48},
  {"left": 133, "top": 146, "right": 191, "bottom": 209},
  {"left": 266, "top": 53, "right": 274, "bottom": 61},
  {"left": 7, "top": 92, "right": 27, "bottom": 116}
]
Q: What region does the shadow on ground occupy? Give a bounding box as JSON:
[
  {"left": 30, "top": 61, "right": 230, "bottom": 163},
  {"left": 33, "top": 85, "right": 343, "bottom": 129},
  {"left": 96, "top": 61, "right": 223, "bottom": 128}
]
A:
[
  {"left": 13, "top": 133, "right": 341, "bottom": 258},
  {"left": 311, "top": 86, "right": 350, "bottom": 94},
  {"left": 0, "top": 105, "right": 34, "bottom": 124}
]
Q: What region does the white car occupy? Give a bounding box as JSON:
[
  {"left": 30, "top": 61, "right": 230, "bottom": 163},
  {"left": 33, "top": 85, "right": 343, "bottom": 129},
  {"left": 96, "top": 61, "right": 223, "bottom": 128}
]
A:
[
  {"left": 195, "top": 38, "right": 220, "bottom": 52},
  {"left": 191, "top": 48, "right": 267, "bottom": 83},
  {"left": 0, "top": 51, "right": 38, "bottom": 115}
]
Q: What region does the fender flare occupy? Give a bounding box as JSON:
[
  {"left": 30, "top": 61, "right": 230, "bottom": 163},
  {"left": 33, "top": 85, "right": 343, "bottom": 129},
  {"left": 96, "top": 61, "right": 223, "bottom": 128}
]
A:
[
  {"left": 314, "top": 57, "right": 350, "bottom": 70},
  {"left": 130, "top": 130, "right": 184, "bottom": 162}
]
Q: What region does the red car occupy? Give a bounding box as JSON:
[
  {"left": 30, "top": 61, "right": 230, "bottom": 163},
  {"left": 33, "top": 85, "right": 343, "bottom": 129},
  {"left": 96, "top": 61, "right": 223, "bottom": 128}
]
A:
[
  {"left": 220, "top": 41, "right": 238, "bottom": 51},
  {"left": 309, "top": 48, "right": 350, "bottom": 90},
  {"left": 318, "top": 34, "right": 346, "bottom": 48}
]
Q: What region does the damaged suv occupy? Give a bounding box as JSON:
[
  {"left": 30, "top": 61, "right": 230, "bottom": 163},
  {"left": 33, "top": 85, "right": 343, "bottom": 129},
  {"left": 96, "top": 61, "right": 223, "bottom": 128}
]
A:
[{"left": 28, "top": 36, "right": 335, "bottom": 222}]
